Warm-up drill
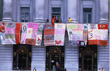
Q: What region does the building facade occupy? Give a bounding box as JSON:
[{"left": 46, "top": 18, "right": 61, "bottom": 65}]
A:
[{"left": 0, "top": 0, "right": 109, "bottom": 71}]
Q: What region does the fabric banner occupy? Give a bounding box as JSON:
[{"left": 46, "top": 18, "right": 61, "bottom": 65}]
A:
[
  {"left": 67, "top": 24, "right": 84, "bottom": 46},
  {"left": 88, "top": 24, "right": 108, "bottom": 46},
  {"left": 21, "top": 22, "right": 41, "bottom": 45},
  {"left": 5, "top": 22, "right": 16, "bottom": 44},
  {"left": 20, "top": 23, "right": 27, "bottom": 44},
  {"left": 54, "top": 23, "right": 65, "bottom": 46},
  {"left": 83, "top": 24, "right": 88, "bottom": 45},
  {"left": 3, "top": 22, "right": 21, "bottom": 44},
  {"left": 15, "top": 23, "right": 22, "bottom": 44},
  {"left": 0, "top": 22, "right": 5, "bottom": 33},
  {"left": 44, "top": 24, "right": 54, "bottom": 46},
  {"left": 0, "top": 22, "right": 5, "bottom": 44},
  {"left": 36, "top": 24, "right": 44, "bottom": 46}
]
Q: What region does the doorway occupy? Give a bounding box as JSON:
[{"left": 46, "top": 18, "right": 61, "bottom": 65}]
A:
[
  {"left": 18, "top": 54, "right": 27, "bottom": 69},
  {"left": 46, "top": 46, "right": 64, "bottom": 71},
  {"left": 79, "top": 45, "right": 97, "bottom": 71},
  {"left": 13, "top": 44, "right": 32, "bottom": 70},
  {"left": 83, "top": 55, "right": 93, "bottom": 71}
]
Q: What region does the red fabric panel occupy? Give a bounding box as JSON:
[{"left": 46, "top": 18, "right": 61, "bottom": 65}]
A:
[
  {"left": 88, "top": 40, "right": 98, "bottom": 45},
  {"left": 98, "top": 24, "right": 108, "bottom": 29},
  {"left": 98, "top": 40, "right": 107, "bottom": 46},
  {"left": 0, "top": 22, "right": 5, "bottom": 33},
  {"left": 15, "top": 23, "right": 21, "bottom": 44},
  {"left": 44, "top": 29, "right": 54, "bottom": 35}
]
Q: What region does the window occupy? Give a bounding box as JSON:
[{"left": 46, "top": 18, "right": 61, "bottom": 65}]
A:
[
  {"left": 83, "top": 8, "right": 92, "bottom": 23},
  {"left": 0, "top": 0, "right": 3, "bottom": 21},
  {"left": 20, "top": 7, "right": 30, "bottom": 22},
  {"left": 52, "top": 7, "right": 61, "bottom": 19}
]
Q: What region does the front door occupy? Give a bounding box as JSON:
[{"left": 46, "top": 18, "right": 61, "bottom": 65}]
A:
[
  {"left": 83, "top": 55, "right": 93, "bottom": 71},
  {"left": 50, "top": 54, "right": 61, "bottom": 70},
  {"left": 13, "top": 45, "right": 32, "bottom": 70},
  {"left": 79, "top": 45, "right": 97, "bottom": 71},
  {"left": 46, "top": 46, "right": 64, "bottom": 71},
  {"left": 18, "top": 54, "right": 27, "bottom": 69}
]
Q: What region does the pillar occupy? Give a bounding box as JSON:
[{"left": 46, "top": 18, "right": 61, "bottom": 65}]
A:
[
  {"left": 34, "top": 0, "right": 45, "bottom": 23},
  {"left": 99, "top": 0, "right": 108, "bottom": 23},
  {"left": 2, "top": 0, "right": 12, "bottom": 22},
  {"left": 68, "top": 0, "right": 77, "bottom": 23}
]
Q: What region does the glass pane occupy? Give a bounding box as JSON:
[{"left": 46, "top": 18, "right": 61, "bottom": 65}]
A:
[
  {"left": 25, "top": 13, "right": 29, "bottom": 20},
  {"left": 83, "top": 8, "right": 92, "bottom": 13},
  {"left": 52, "top": 8, "right": 61, "bottom": 12},
  {"left": 88, "top": 14, "right": 92, "bottom": 23},
  {"left": 52, "top": 8, "right": 61, "bottom": 20},
  {"left": 83, "top": 14, "right": 87, "bottom": 23},
  {"left": 20, "top": 7, "right": 30, "bottom": 22}
]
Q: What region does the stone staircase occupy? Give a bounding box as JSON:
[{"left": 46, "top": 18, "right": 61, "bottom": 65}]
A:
[
  {"left": 31, "top": 46, "right": 46, "bottom": 71},
  {"left": 64, "top": 31, "right": 79, "bottom": 71},
  {"left": 97, "top": 41, "right": 109, "bottom": 71},
  {"left": 65, "top": 47, "right": 79, "bottom": 71},
  {"left": 0, "top": 45, "right": 13, "bottom": 71}
]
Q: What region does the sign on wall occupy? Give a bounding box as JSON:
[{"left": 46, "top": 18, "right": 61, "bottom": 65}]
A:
[{"left": 88, "top": 24, "right": 108, "bottom": 46}]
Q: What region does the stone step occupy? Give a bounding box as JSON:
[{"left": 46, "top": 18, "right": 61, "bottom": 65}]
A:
[
  {"left": 31, "top": 47, "right": 46, "bottom": 71},
  {"left": 0, "top": 45, "right": 13, "bottom": 70}
]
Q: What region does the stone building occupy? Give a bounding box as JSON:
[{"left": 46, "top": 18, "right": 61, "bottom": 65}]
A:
[{"left": 0, "top": 0, "right": 109, "bottom": 71}]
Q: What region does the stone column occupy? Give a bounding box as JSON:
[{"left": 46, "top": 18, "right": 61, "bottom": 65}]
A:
[
  {"left": 2, "top": 0, "right": 12, "bottom": 22},
  {"left": 34, "top": 0, "right": 45, "bottom": 23},
  {"left": 68, "top": 0, "right": 77, "bottom": 23},
  {"left": 99, "top": 0, "right": 108, "bottom": 23}
]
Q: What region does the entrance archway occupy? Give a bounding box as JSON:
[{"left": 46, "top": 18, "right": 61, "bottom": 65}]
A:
[
  {"left": 46, "top": 46, "right": 64, "bottom": 71},
  {"left": 79, "top": 45, "right": 97, "bottom": 71},
  {"left": 13, "top": 45, "right": 32, "bottom": 70}
]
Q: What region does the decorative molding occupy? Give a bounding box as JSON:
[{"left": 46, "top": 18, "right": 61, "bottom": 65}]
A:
[
  {"left": 49, "top": 46, "right": 61, "bottom": 53},
  {"left": 16, "top": 45, "right": 29, "bottom": 54}
]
